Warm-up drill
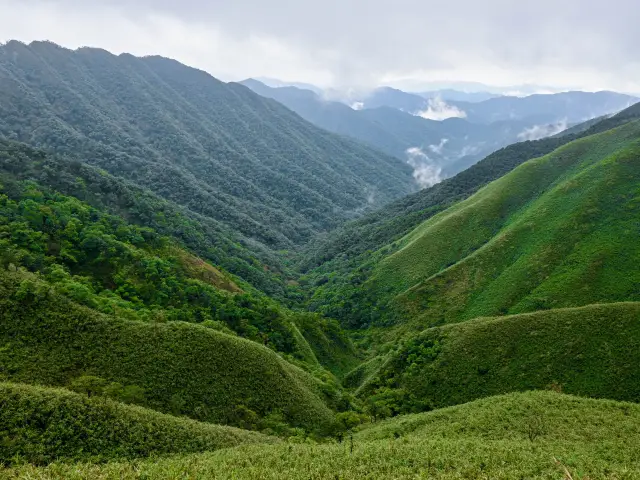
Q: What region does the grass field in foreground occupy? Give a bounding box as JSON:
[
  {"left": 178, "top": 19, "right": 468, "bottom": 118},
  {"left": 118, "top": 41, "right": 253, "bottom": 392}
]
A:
[{"left": 4, "top": 391, "right": 640, "bottom": 479}]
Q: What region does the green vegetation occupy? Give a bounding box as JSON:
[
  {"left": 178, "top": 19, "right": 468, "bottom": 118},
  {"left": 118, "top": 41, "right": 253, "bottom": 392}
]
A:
[
  {"left": 5, "top": 391, "right": 640, "bottom": 479},
  {"left": 0, "top": 138, "right": 288, "bottom": 297},
  {"left": 360, "top": 303, "right": 640, "bottom": 414},
  {"left": 301, "top": 106, "right": 640, "bottom": 328},
  {"left": 0, "top": 382, "right": 276, "bottom": 465},
  {"left": 0, "top": 165, "right": 306, "bottom": 354},
  {"left": 2, "top": 41, "right": 640, "bottom": 479},
  {"left": 0, "top": 40, "right": 414, "bottom": 256},
  {"left": 0, "top": 270, "right": 338, "bottom": 432},
  {"left": 378, "top": 119, "right": 640, "bottom": 327}
]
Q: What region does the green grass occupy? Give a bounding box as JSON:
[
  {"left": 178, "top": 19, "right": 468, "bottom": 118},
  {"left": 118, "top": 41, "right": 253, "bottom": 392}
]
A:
[
  {"left": 0, "top": 381, "right": 276, "bottom": 465},
  {"left": 364, "top": 119, "right": 640, "bottom": 328},
  {"left": 0, "top": 271, "right": 336, "bottom": 432},
  {"left": 4, "top": 391, "right": 640, "bottom": 479},
  {"left": 360, "top": 303, "right": 640, "bottom": 412}
]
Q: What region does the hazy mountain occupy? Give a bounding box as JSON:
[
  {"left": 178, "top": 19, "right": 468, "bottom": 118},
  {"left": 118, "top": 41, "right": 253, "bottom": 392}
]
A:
[
  {"left": 417, "top": 89, "right": 502, "bottom": 103},
  {"left": 241, "top": 79, "right": 596, "bottom": 184},
  {"left": 253, "top": 76, "right": 324, "bottom": 95},
  {"left": 453, "top": 91, "right": 638, "bottom": 124}
]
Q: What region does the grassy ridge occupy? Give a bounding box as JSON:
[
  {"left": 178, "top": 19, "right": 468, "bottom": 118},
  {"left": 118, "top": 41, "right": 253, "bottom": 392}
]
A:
[
  {"left": 0, "top": 382, "right": 275, "bottom": 465},
  {"left": 367, "top": 119, "right": 640, "bottom": 327},
  {"left": 0, "top": 271, "right": 335, "bottom": 431},
  {"left": 360, "top": 303, "right": 640, "bottom": 412},
  {"left": 6, "top": 391, "right": 640, "bottom": 479}
]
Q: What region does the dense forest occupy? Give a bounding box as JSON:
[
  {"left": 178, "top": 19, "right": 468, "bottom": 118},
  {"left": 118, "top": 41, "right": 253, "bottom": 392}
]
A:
[{"left": 0, "top": 41, "right": 415, "bottom": 253}]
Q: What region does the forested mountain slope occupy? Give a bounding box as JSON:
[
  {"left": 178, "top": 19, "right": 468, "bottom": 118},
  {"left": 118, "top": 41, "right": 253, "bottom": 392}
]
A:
[
  {"left": 0, "top": 41, "right": 414, "bottom": 252},
  {"left": 0, "top": 139, "right": 290, "bottom": 297}
]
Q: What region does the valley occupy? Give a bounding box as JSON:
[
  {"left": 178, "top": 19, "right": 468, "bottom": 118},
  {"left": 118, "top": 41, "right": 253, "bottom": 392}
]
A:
[{"left": 0, "top": 39, "right": 639, "bottom": 479}]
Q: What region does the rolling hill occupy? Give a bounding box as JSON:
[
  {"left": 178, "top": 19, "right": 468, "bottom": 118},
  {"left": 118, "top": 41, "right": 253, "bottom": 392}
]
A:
[
  {"left": 7, "top": 391, "right": 640, "bottom": 479},
  {"left": 0, "top": 381, "right": 276, "bottom": 465},
  {"left": 357, "top": 303, "right": 640, "bottom": 411},
  {"left": 0, "top": 269, "right": 338, "bottom": 432},
  {"left": 0, "top": 41, "right": 415, "bottom": 254}
]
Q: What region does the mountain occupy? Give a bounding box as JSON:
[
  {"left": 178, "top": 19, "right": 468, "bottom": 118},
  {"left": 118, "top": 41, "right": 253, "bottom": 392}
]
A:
[
  {"left": 302, "top": 104, "right": 640, "bottom": 327},
  {"left": 355, "top": 86, "right": 429, "bottom": 112},
  {"left": 2, "top": 39, "right": 640, "bottom": 479},
  {"left": 253, "top": 76, "right": 324, "bottom": 95},
  {"left": 366, "top": 117, "right": 640, "bottom": 328},
  {"left": 241, "top": 79, "right": 574, "bottom": 181},
  {"left": 0, "top": 138, "right": 358, "bottom": 434},
  {"left": 417, "top": 89, "right": 502, "bottom": 103},
  {"left": 295, "top": 106, "right": 640, "bottom": 435},
  {"left": 0, "top": 41, "right": 415, "bottom": 255},
  {"left": 454, "top": 90, "right": 638, "bottom": 124}
]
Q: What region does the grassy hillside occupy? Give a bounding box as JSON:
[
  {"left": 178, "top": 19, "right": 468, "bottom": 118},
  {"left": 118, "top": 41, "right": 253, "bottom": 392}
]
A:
[
  {"left": 359, "top": 303, "right": 640, "bottom": 413},
  {"left": 365, "top": 118, "right": 640, "bottom": 327},
  {"left": 0, "top": 41, "right": 414, "bottom": 253},
  {"left": 6, "top": 391, "right": 640, "bottom": 479},
  {"left": 0, "top": 270, "right": 337, "bottom": 432},
  {"left": 0, "top": 382, "right": 275, "bottom": 465}
]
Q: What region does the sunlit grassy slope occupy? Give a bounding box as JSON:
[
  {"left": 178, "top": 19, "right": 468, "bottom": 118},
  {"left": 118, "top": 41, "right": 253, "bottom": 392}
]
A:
[
  {"left": 0, "top": 382, "right": 276, "bottom": 465},
  {"left": 365, "top": 119, "right": 640, "bottom": 328},
  {"left": 0, "top": 271, "right": 335, "bottom": 432},
  {"left": 5, "top": 391, "right": 640, "bottom": 479},
  {"left": 359, "top": 302, "right": 640, "bottom": 408}
]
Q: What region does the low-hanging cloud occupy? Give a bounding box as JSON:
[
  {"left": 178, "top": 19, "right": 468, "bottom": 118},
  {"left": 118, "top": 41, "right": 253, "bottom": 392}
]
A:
[
  {"left": 517, "top": 119, "right": 569, "bottom": 141},
  {"left": 405, "top": 147, "right": 443, "bottom": 189},
  {"left": 428, "top": 138, "right": 449, "bottom": 154},
  {"left": 414, "top": 97, "right": 467, "bottom": 121}
]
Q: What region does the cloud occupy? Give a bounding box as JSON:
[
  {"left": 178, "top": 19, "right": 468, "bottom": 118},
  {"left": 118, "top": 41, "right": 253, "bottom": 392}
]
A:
[
  {"left": 414, "top": 97, "right": 467, "bottom": 121},
  {"left": 1, "top": 0, "right": 640, "bottom": 92},
  {"left": 517, "top": 119, "right": 569, "bottom": 141},
  {"left": 427, "top": 138, "right": 449, "bottom": 155},
  {"left": 350, "top": 101, "right": 364, "bottom": 111},
  {"left": 405, "top": 147, "right": 443, "bottom": 189}
]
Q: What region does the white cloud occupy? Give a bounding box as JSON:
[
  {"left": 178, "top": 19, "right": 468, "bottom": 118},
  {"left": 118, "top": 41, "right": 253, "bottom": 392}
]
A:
[
  {"left": 2, "top": 0, "right": 640, "bottom": 92},
  {"left": 427, "top": 138, "right": 449, "bottom": 155},
  {"left": 405, "top": 147, "right": 443, "bottom": 188},
  {"left": 414, "top": 97, "right": 467, "bottom": 121},
  {"left": 517, "top": 119, "right": 569, "bottom": 141}
]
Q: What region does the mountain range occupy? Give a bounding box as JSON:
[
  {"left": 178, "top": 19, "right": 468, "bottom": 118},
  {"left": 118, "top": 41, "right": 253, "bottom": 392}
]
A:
[
  {"left": 1, "top": 41, "right": 640, "bottom": 478},
  {"left": 241, "top": 79, "right": 637, "bottom": 184}
]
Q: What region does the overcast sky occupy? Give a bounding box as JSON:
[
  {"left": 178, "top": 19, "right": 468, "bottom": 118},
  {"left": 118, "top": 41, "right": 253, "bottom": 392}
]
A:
[{"left": 1, "top": 0, "right": 639, "bottom": 93}]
